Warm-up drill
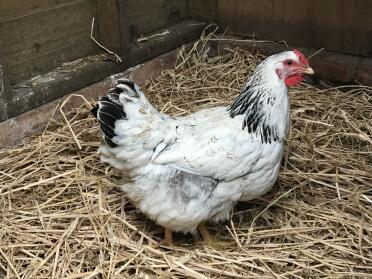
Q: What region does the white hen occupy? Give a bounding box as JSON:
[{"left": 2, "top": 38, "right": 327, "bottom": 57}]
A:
[{"left": 92, "top": 49, "right": 314, "bottom": 245}]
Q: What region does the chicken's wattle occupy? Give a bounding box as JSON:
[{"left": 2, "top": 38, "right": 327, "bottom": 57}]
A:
[{"left": 285, "top": 75, "right": 304, "bottom": 86}]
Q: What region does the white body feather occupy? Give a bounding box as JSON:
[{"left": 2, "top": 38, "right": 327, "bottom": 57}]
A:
[{"left": 96, "top": 51, "right": 298, "bottom": 233}]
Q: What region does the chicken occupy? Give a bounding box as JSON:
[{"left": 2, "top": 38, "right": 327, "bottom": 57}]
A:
[{"left": 91, "top": 49, "right": 314, "bottom": 245}]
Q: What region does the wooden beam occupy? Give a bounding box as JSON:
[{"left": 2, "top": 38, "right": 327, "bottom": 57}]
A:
[
  {"left": 126, "top": 0, "right": 188, "bottom": 37},
  {"left": 216, "top": 0, "right": 372, "bottom": 57},
  {"left": 0, "top": 0, "right": 98, "bottom": 85},
  {"left": 0, "top": 50, "right": 10, "bottom": 122},
  {"left": 127, "top": 20, "right": 206, "bottom": 66},
  {"left": 0, "top": 44, "right": 191, "bottom": 148},
  {"left": 6, "top": 20, "right": 205, "bottom": 120},
  {"left": 188, "top": 0, "right": 217, "bottom": 22},
  {"left": 8, "top": 57, "right": 126, "bottom": 120},
  {"left": 96, "top": 0, "right": 122, "bottom": 54},
  {"left": 0, "top": 64, "right": 5, "bottom": 121},
  {"left": 118, "top": 0, "right": 131, "bottom": 59},
  {"left": 0, "top": 0, "right": 78, "bottom": 19}
]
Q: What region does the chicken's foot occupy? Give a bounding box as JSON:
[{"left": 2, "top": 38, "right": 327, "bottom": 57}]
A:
[
  {"left": 154, "top": 228, "right": 173, "bottom": 248},
  {"left": 198, "top": 223, "right": 215, "bottom": 247}
]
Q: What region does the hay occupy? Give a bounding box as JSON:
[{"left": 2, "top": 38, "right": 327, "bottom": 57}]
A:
[{"left": 1, "top": 37, "right": 371, "bottom": 278}]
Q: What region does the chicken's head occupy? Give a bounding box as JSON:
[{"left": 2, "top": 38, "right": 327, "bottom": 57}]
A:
[{"left": 274, "top": 49, "right": 314, "bottom": 86}]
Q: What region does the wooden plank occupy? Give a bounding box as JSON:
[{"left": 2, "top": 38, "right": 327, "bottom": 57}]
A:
[
  {"left": 118, "top": 0, "right": 131, "bottom": 58},
  {"left": 0, "top": 0, "right": 98, "bottom": 85},
  {"left": 0, "top": 65, "right": 3, "bottom": 97},
  {"left": 0, "top": 49, "right": 10, "bottom": 122},
  {"left": 0, "top": 44, "right": 190, "bottom": 149},
  {"left": 217, "top": 0, "right": 276, "bottom": 39},
  {"left": 96, "top": 0, "right": 130, "bottom": 62},
  {"left": 127, "top": 0, "right": 188, "bottom": 38},
  {"left": 356, "top": 58, "right": 372, "bottom": 85},
  {"left": 216, "top": 0, "right": 372, "bottom": 57},
  {"left": 6, "top": 20, "right": 205, "bottom": 120},
  {"left": 7, "top": 56, "right": 125, "bottom": 119},
  {"left": 0, "top": 63, "right": 6, "bottom": 121},
  {"left": 7, "top": 39, "right": 98, "bottom": 85},
  {"left": 127, "top": 20, "right": 205, "bottom": 67},
  {"left": 0, "top": 0, "right": 76, "bottom": 19},
  {"left": 275, "top": 0, "right": 372, "bottom": 57},
  {"left": 188, "top": 0, "right": 217, "bottom": 22},
  {"left": 96, "top": 0, "right": 122, "bottom": 54}
]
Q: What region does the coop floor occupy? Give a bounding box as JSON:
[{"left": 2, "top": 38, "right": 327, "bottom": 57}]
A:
[{"left": 0, "top": 39, "right": 371, "bottom": 278}]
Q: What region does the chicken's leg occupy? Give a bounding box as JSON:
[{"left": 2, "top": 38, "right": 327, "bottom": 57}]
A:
[
  {"left": 154, "top": 228, "right": 173, "bottom": 248},
  {"left": 198, "top": 223, "right": 214, "bottom": 247}
]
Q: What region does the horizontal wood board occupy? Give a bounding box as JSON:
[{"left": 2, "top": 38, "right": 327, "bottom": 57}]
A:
[
  {"left": 0, "top": 0, "right": 99, "bottom": 85},
  {"left": 189, "top": 0, "right": 372, "bottom": 57}
]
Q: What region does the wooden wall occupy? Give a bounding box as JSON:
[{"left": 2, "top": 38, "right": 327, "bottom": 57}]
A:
[
  {"left": 0, "top": 0, "right": 193, "bottom": 121},
  {"left": 189, "top": 0, "right": 372, "bottom": 57},
  {"left": 96, "top": 0, "right": 189, "bottom": 54},
  {"left": 0, "top": 61, "right": 5, "bottom": 121},
  {"left": 128, "top": 0, "right": 187, "bottom": 38},
  {"left": 0, "top": 0, "right": 99, "bottom": 86},
  {"left": 0, "top": 0, "right": 189, "bottom": 86}
]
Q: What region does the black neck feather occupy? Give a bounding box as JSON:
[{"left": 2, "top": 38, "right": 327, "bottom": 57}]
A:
[{"left": 228, "top": 82, "right": 279, "bottom": 144}]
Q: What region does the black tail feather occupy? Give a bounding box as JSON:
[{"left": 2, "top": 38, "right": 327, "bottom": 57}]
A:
[
  {"left": 91, "top": 105, "right": 98, "bottom": 118},
  {"left": 92, "top": 80, "right": 136, "bottom": 147}
]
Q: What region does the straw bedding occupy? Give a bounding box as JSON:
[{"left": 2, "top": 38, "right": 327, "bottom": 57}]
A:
[{"left": 0, "top": 39, "right": 371, "bottom": 278}]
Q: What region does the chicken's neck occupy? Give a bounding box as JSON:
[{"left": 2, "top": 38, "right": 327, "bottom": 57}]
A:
[{"left": 228, "top": 67, "right": 290, "bottom": 143}]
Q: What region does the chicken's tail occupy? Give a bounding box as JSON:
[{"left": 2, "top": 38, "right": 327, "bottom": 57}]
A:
[{"left": 91, "top": 78, "right": 160, "bottom": 148}]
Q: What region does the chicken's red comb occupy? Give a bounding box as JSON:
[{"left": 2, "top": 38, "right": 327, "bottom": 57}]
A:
[{"left": 293, "top": 49, "right": 309, "bottom": 65}]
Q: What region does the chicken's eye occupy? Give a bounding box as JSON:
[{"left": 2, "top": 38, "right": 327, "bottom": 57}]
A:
[{"left": 286, "top": 60, "right": 293, "bottom": 66}]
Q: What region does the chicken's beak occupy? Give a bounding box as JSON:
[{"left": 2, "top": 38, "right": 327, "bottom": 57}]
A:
[{"left": 301, "top": 66, "right": 314, "bottom": 75}]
